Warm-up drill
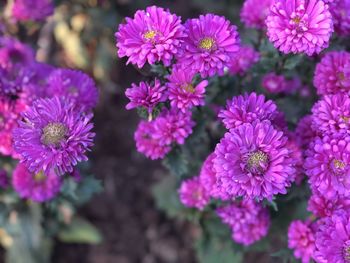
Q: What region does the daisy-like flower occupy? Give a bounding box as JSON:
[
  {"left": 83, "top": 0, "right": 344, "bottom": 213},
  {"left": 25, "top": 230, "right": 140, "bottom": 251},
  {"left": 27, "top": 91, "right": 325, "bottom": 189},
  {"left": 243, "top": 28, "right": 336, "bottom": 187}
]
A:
[
  {"left": 134, "top": 120, "right": 171, "bottom": 160},
  {"left": 46, "top": 69, "right": 99, "bottom": 112},
  {"left": 305, "top": 136, "right": 350, "bottom": 198},
  {"left": 285, "top": 134, "right": 305, "bottom": 185},
  {"left": 213, "top": 121, "right": 295, "bottom": 200},
  {"left": 12, "top": 163, "right": 61, "bottom": 202},
  {"left": 116, "top": 6, "right": 185, "bottom": 68},
  {"left": 329, "top": 0, "right": 350, "bottom": 36},
  {"left": 12, "top": 0, "right": 54, "bottom": 22},
  {"left": 216, "top": 199, "right": 270, "bottom": 246},
  {"left": 311, "top": 94, "right": 350, "bottom": 138},
  {"left": 179, "top": 176, "right": 210, "bottom": 210},
  {"left": 0, "top": 37, "right": 34, "bottom": 69},
  {"left": 296, "top": 115, "right": 317, "bottom": 150},
  {"left": 288, "top": 220, "right": 316, "bottom": 263},
  {"left": 313, "top": 51, "right": 350, "bottom": 95},
  {"left": 308, "top": 190, "right": 350, "bottom": 218},
  {"left": 240, "top": 0, "right": 274, "bottom": 29},
  {"left": 218, "top": 92, "right": 279, "bottom": 131},
  {"left": 262, "top": 73, "right": 289, "bottom": 94},
  {"left": 125, "top": 79, "right": 167, "bottom": 113},
  {"left": 177, "top": 14, "right": 240, "bottom": 78},
  {"left": 314, "top": 209, "right": 350, "bottom": 263},
  {"left": 266, "top": 0, "right": 333, "bottom": 56},
  {"left": 228, "top": 45, "right": 260, "bottom": 75},
  {"left": 13, "top": 96, "right": 95, "bottom": 176}
]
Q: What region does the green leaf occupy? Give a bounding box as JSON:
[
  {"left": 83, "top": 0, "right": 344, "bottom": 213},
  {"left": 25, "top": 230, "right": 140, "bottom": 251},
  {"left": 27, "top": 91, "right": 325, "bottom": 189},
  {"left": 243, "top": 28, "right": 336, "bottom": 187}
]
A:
[
  {"left": 162, "top": 148, "right": 189, "bottom": 179},
  {"left": 284, "top": 55, "right": 303, "bottom": 70},
  {"left": 58, "top": 217, "right": 102, "bottom": 244}
]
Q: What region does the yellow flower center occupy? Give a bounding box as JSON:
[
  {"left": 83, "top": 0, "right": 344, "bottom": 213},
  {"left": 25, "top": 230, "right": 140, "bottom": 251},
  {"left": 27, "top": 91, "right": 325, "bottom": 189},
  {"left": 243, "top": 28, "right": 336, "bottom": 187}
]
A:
[
  {"left": 42, "top": 123, "right": 67, "bottom": 146},
  {"left": 292, "top": 17, "right": 301, "bottom": 24},
  {"left": 199, "top": 37, "right": 215, "bottom": 50},
  {"left": 181, "top": 84, "right": 195, "bottom": 93},
  {"left": 333, "top": 159, "right": 346, "bottom": 170},
  {"left": 143, "top": 30, "right": 157, "bottom": 40},
  {"left": 338, "top": 72, "right": 346, "bottom": 81},
  {"left": 34, "top": 171, "right": 46, "bottom": 182},
  {"left": 341, "top": 116, "right": 350, "bottom": 122}
]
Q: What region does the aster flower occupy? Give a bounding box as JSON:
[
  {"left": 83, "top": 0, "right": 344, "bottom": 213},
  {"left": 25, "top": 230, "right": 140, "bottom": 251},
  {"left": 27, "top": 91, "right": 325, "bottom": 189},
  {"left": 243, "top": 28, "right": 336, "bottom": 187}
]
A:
[
  {"left": 13, "top": 97, "right": 95, "bottom": 176},
  {"left": 167, "top": 66, "right": 207, "bottom": 112},
  {"left": 177, "top": 14, "right": 240, "bottom": 78},
  {"left": 199, "top": 153, "right": 231, "bottom": 200},
  {"left": 329, "top": 0, "right": 350, "bottom": 36},
  {"left": 228, "top": 46, "right": 260, "bottom": 75},
  {"left": 116, "top": 6, "right": 185, "bottom": 68},
  {"left": 213, "top": 121, "right": 295, "bottom": 200},
  {"left": 295, "top": 115, "right": 317, "bottom": 150},
  {"left": 308, "top": 190, "right": 350, "bottom": 218},
  {"left": 261, "top": 73, "right": 289, "bottom": 94},
  {"left": 46, "top": 69, "right": 99, "bottom": 112},
  {"left": 12, "top": 163, "right": 61, "bottom": 202},
  {"left": 285, "top": 134, "right": 305, "bottom": 185},
  {"left": 25, "top": 62, "right": 55, "bottom": 99},
  {"left": 311, "top": 94, "right": 350, "bottom": 138},
  {"left": 178, "top": 176, "right": 210, "bottom": 210},
  {"left": 0, "top": 37, "right": 34, "bottom": 69},
  {"left": 288, "top": 220, "right": 316, "bottom": 263},
  {"left": 266, "top": 0, "right": 333, "bottom": 56},
  {"left": 216, "top": 199, "right": 270, "bottom": 246},
  {"left": 12, "top": 0, "right": 54, "bottom": 21},
  {"left": 218, "top": 92, "right": 279, "bottom": 131},
  {"left": 313, "top": 51, "right": 350, "bottom": 95},
  {"left": 314, "top": 209, "right": 350, "bottom": 263},
  {"left": 134, "top": 120, "right": 171, "bottom": 160},
  {"left": 125, "top": 79, "right": 167, "bottom": 113},
  {"left": 305, "top": 136, "right": 350, "bottom": 198},
  {"left": 240, "top": 0, "right": 274, "bottom": 29}
]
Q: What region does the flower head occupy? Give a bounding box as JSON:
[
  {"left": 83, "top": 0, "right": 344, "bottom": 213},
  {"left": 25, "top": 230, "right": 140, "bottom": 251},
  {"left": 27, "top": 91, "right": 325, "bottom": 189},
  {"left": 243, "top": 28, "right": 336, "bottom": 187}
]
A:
[
  {"left": 262, "top": 73, "right": 289, "bottom": 94},
  {"left": 0, "top": 37, "right": 34, "bottom": 69},
  {"left": 177, "top": 14, "right": 240, "bottom": 78},
  {"left": 13, "top": 97, "right": 95, "bottom": 176},
  {"left": 228, "top": 45, "right": 260, "bottom": 75},
  {"left": 329, "top": 0, "right": 350, "bottom": 36},
  {"left": 266, "top": 0, "right": 333, "bottom": 56},
  {"left": 179, "top": 177, "right": 210, "bottom": 210},
  {"left": 12, "top": 0, "right": 54, "bottom": 21},
  {"left": 296, "top": 115, "right": 317, "bottom": 150},
  {"left": 12, "top": 163, "right": 61, "bottom": 202},
  {"left": 116, "top": 6, "right": 185, "bottom": 68},
  {"left": 240, "top": 0, "right": 274, "bottom": 29}
]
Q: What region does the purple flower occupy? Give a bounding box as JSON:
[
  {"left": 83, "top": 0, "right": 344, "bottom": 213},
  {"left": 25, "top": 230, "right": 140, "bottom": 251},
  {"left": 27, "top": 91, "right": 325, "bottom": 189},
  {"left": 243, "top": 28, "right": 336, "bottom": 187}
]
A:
[
  {"left": 240, "top": 0, "right": 274, "bottom": 29},
  {"left": 0, "top": 169, "right": 9, "bottom": 189},
  {"left": 288, "top": 220, "right": 316, "bottom": 263},
  {"left": 296, "top": 115, "right": 317, "bottom": 150},
  {"left": 262, "top": 73, "right": 289, "bottom": 94},
  {"left": 134, "top": 120, "right": 170, "bottom": 160},
  {"left": 308, "top": 190, "right": 350, "bottom": 218},
  {"left": 213, "top": 121, "right": 295, "bottom": 200},
  {"left": 266, "top": 0, "right": 333, "bottom": 56},
  {"left": 314, "top": 209, "right": 350, "bottom": 263},
  {"left": 199, "top": 153, "right": 231, "bottom": 200},
  {"left": 311, "top": 94, "right": 350, "bottom": 138},
  {"left": 125, "top": 79, "right": 167, "bottom": 113},
  {"left": 314, "top": 51, "right": 350, "bottom": 95},
  {"left": 46, "top": 69, "right": 99, "bottom": 112},
  {"left": 116, "top": 6, "right": 185, "bottom": 68},
  {"left": 218, "top": 92, "right": 279, "bottom": 131},
  {"left": 228, "top": 45, "right": 260, "bottom": 75},
  {"left": 177, "top": 14, "right": 240, "bottom": 78},
  {"left": 179, "top": 176, "right": 210, "bottom": 210},
  {"left": 216, "top": 199, "right": 270, "bottom": 246},
  {"left": 305, "top": 136, "right": 350, "bottom": 198},
  {"left": 329, "top": 0, "right": 350, "bottom": 36},
  {"left": 13, "top": 97, "right": 95, "bottom": 176},
  {"left": 12, "top": 0, "right": 54, "bottom": 22},
  {"left": 12, "top": 163, "right": 61, "bottom": 202},
  {"left": 0, "top": 37, "right": 34, "bottom": 69},
  {"left": 25, "top": 62, "right": 55, "bottom": 99},
  {"left": 285, "top": 133, "right": 305, "bottom": 185},
  {"left": 167, "top": 66, "right": 207, "bottom": 112}
]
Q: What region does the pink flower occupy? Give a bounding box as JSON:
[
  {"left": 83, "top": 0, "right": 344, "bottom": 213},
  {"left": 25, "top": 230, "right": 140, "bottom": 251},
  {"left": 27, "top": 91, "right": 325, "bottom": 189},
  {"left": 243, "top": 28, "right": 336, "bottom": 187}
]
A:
[
  {"left": 262, "top": 73, "right": 289, "bottom": 94},
  {"left": 228, "top": 46, "right": 260, "bottom": 75},
  {"left": 179, "top": 177, "right": 210, "bottom": 210},
  {"left": 296, "top": 115, "right": 317, "bottom": 150},
  {"left": 329, "top": 0, "right": 350, "bottom": 36},
  {"left": 240, "top": 0, "right": 274, "bottom": 29}
]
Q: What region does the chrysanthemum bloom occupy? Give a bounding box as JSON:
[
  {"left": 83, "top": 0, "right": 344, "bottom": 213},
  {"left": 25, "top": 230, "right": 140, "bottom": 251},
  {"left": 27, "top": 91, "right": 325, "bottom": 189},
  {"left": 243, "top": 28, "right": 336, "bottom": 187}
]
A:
[
  {"left": 240, "top": 0, "right": 274, "bottom": 29},
  {"left": 262, "top": 73, "right": 289, "bottom": 94},
  {"left": 308, "top": 190, "right": 350, "bottom": 218},
  {"left": 288, "top": 220, "right": 316, "bottom": 263},
  {"left": 167, "top": 66, "right": 208, "bottom": 112},
  {"left": 266, "top": 0, "right": 333, "bottom": 56},
  {"left": 46, "top": 69, "right": 99, "bottom": 112},
  {"left": 213, "top": 121, "right": 295, "bottom": 200},
  {"left": 125, "top": 79, "right": 167, "bottom": 113},
  {"left": 218, "top": 92, "right": 279, "bottom": 131},
  {"left": 134, "top": 120, "right": 171, "bottom": 160},
  {"left": 285, "top": 134, "right": 304, "bottom": 184},
  {"left": 296, "top": 115, "right": 317, "bottom": 150},
  {"left": 177, "top": 14, "right": 240, "bottom": 78},
  {"left": 329, "top": 0, "right": 350, "bottom": 36},
  {"left": 216, "top": 200, "right": 270, "bottom": 245},
  {"left": 179, "top": 177, "right": 210, "bottom": 210},
  {"left": 199, "top": 153, "right": 231, "bottom": 200},
  {"left": 305, "top": 136, "right": 350, "bottom": 198},
  {"left": 13, "top": 97, "right": 95, "bottom": 176},
  {"left": 0, "top": 37, "right": 34, "bottom": 69},
  {"left": 0, "top": 169, "right": 9, "bottom": 189},
  {"left": 25, "top": 62, "right": 55, "bottom": 99},
  {"left": 228, "top": 46, "right": 260, "bottom": 75},
  {"left": 116, "top": 6, "right": 185, "bottom": 68},
  {"left": 313, "top": 51, "right": 350, "bottom": 95},
  {"left": 153, "top": 108, "right": 194, "bottom": 146},
  {"left": 12, "top": 0, "right": 54, "bottom": 21},
  {"left": 12, "top": 163, "right": 61, "bottom": 202},
  {"left": 314, "top": 209, "right": 350, "bottom": 263},
  {"left": 311, "top": 94, "right": 350, "bottom": 138}
]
